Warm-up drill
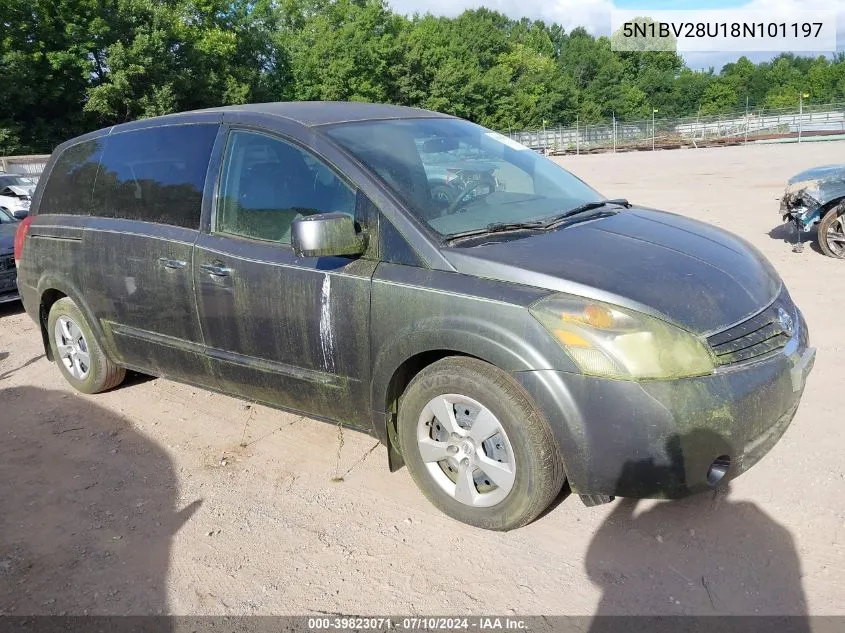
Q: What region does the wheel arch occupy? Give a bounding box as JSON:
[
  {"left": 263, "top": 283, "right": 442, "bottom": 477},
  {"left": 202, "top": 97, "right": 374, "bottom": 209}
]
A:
[
  {"left": 818, "top": 195, "right": 845, "bottom": 218},
  {"left": 371, "top": 325, "right": 555, "bottom": 471},
  {"left": 35, "top": 276, "right": 108, "bottom": 362}
]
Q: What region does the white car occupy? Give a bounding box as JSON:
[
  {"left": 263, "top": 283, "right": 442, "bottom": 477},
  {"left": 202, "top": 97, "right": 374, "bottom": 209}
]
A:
[{"left": 0, "top": 172, "right": 36, "bottom": 219}]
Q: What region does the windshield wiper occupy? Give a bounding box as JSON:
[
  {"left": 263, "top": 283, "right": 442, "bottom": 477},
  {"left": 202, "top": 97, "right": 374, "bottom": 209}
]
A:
[
  {"left": 444, "top": 198, "right": 630, "bottom": 244},
  {"left": 445, "top": 220, "right": 547, "bottom": 243},
  {"left": 539, "top": 198, "right": 630, "bottom": 228}
]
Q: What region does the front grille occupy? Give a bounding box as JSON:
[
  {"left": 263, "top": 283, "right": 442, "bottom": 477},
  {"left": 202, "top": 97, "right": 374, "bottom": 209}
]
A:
[
  {"left": 707, "top": 293, "right": 795, "bottom": 367},
  {"left": 0, "top": 255, "right": 14, "bottom": 273}
]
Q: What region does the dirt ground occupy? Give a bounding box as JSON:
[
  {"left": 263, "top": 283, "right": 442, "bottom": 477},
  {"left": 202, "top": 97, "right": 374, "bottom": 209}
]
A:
[{"left": 1, "top": 141, "right": 843, "bottom": 617}]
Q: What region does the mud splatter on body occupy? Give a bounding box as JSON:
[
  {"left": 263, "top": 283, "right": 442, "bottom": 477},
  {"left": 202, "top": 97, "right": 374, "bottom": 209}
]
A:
[{"left": 320, "top": 274, "right": 336, "bottom": 373}]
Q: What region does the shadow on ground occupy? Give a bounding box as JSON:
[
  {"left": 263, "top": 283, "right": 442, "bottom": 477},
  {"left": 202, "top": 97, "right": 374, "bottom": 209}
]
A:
[
  {"left": 768, "top": 222, "right": 823, "bottom": 255},
  {"left": 0, "top": 354, "right": 44, "bottom": 381},
  {"left": 585, "top": 429, "right": 808, "bottom": 626},
  {"left": 0, "top": 386, "right": 201, "bottom": 615}
]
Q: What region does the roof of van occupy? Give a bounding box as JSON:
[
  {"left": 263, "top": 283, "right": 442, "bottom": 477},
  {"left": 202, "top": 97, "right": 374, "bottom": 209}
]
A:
[
  {"left": 54, "top": 102, "right": 457, "bottom": 151},
  {"left": 179, "top": 101, "right": 452, "bottom": 128}
]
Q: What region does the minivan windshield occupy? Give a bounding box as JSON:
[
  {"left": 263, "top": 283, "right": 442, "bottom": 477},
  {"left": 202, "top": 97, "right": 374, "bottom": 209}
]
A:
[{"left": 325, "top": 118, "right": 603, "bottom": 238}]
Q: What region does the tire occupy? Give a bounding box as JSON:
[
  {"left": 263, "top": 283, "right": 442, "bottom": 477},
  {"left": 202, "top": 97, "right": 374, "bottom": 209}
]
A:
[
  {"left": 397, "top": 357, "right": 565, "bottom": 530},
  {"left": 47, "top": 297, "right": 125, "bottom": 394},
  {"left": 819, "top": 202, "right": 845, "bottom": 258}
]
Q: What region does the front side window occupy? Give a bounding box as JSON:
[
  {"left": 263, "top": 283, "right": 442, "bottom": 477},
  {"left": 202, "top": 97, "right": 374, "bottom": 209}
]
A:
[
  {"left": 92, "top": 124, "right": 217, "bottom": 229},
  {"left": 325, "top": 118, "right": 602, "bottom": 239},
  {"left": 216, "top": 130, "right": 356, "bottom": 245}
]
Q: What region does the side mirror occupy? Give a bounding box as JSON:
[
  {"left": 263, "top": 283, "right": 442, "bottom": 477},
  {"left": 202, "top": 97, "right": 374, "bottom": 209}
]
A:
[
  {"left": 11, "top": 209, "right": 28, "bottom": 220},
  {"left": 291, "top": 212, "right": 367, "bottom": 258}
]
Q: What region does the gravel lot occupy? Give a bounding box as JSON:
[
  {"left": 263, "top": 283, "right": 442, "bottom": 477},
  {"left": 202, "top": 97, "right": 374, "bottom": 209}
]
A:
[{"left": 1, "top": 141, "right": 842, "bottom": 617}]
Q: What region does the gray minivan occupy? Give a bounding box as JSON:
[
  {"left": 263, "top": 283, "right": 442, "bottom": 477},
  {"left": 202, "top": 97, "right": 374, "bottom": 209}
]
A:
[{"left": 15, "top": 102, "right": 815, "bottom": 530}]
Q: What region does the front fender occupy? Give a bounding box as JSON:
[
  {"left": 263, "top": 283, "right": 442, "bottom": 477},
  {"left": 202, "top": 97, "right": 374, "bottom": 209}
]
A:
[
  {"left": 369, "top": 264, "right": 580, "bottom": 456},
  {"left": 370, "top": 313, "right": 576, "bottom": 418}
]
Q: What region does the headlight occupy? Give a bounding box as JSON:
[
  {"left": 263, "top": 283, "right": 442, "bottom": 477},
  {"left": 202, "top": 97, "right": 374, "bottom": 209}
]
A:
[{"left": 529, "top": 293, "right": 715, "bottom": 380}]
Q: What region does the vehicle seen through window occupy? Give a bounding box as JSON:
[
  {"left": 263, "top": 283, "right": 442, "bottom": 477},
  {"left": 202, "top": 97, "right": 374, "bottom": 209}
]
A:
[{"left": 325, "top": 117, "right": 602, "bottom": 239}]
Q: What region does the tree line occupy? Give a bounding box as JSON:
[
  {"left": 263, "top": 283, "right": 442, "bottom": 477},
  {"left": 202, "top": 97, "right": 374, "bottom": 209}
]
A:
[{"left": 3, "top": 0, "right": 845, "bottom": 154}]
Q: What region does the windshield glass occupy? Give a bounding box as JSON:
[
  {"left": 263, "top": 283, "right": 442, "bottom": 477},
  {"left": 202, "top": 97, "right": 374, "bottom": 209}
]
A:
[
  {"left": 325, "top": 118, "right": 602, "bottom": 238},
  {"left": 0, "top": 175, "right": 35, "bottom": 188},
  {"left": 0, "top": 208, "right": 17, "bottom": 223}
]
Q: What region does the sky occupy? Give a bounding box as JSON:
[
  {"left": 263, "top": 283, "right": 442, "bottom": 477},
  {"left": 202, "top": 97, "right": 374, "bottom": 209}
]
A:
[{"left": 386, "top": 0, "right": 844, "bottom": 70}]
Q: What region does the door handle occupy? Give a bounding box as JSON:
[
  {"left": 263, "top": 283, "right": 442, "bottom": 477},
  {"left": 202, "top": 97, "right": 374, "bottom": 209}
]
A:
[
  {"left": 158, "top": 257, "right": 187, "bottom": 270},
  {"left": 201, "top": 263, "right": 232, "bottom": 277}
]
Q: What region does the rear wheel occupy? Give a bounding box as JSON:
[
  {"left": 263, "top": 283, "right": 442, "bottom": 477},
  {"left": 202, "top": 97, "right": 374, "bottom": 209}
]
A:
[
  {"left": 397, "top": 357, "right": 565, "bottom": 530},
  {"left": 47, "top": 297, "right": 125, "bottom": 393},
  {"left": 819, "top": 203, "right": 845, "bottom": 258}
]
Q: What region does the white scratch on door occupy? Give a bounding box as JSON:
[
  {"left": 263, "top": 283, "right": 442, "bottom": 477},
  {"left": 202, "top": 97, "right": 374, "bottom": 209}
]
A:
[{"left": 319, "top": 274, "right": 336, "bottom": 373}]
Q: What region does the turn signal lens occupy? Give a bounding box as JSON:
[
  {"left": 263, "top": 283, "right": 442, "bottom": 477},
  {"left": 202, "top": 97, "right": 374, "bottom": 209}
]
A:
[{"left": 561, "top": 304, "right": 615, "bottom": 329}]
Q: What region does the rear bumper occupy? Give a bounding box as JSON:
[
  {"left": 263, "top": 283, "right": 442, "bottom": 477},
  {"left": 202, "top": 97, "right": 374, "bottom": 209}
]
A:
[
  {"left": 18, "top": 280, "right": 39, "bottom": 318},
  {"left": 515, "top": 313, "right": 815, "bottom": 499}
]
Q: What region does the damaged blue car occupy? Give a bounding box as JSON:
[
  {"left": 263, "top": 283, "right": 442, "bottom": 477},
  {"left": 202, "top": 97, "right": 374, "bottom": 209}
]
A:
[{"left": 781, "top": 164, "right": 845, "bottom": 258}]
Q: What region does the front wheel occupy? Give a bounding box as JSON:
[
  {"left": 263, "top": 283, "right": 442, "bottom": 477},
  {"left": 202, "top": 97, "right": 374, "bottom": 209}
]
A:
[
  {"left": 397, "top": 357, "right": 565, "bottom": 530},
  {"left": 819, "top": 203, "right": 845, "bottom": 258}
]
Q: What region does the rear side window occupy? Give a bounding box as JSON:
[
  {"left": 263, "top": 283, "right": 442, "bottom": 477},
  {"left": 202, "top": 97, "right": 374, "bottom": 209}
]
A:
[
  {"left": 40, "top": 138, "right": 106, "bottom": 215},
  {"left": 92, "top": 124, "right": 217, "bottom": 229}
]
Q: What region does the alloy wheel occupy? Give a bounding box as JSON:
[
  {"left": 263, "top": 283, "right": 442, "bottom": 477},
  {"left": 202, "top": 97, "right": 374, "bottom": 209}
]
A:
[
  {"left": 54, "top": 316, "right": 90, "bottom": 380},
  {"left": 825, "top": 213, "right": 845, "bottom": 257}
]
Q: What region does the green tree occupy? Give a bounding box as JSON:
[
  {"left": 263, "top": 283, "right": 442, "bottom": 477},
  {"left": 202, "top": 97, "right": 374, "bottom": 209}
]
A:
[
  {"left": 282, "top": 0, "right": 405, "bottom": 103},
  {"left": 700, "top": 78, "right": 739, "bottom": 115},
  {"left": 6, "top": 0, "right": 845, "bottom": 153}
]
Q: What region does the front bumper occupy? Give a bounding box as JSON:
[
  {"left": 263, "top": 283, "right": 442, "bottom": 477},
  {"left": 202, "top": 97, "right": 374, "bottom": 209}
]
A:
[
  {"left": 780, "top": 195, "right": 822, "bottom": 232},
  {"left": 515, "top": 312, "right": 815, "bottom": 499}
]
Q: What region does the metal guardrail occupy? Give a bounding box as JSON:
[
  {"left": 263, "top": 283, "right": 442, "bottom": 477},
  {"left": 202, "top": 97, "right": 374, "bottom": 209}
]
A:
[
  {"left": 0, "top": 155, "right": 50, "bottom": 180},
  {"left": 506, "top": 102, "right": 845, "bottom": 153}
]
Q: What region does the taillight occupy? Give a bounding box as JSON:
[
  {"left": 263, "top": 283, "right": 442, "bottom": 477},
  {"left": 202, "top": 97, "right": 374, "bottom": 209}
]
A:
[{"left": 14, "top": 215, "right": 34, "bottom": 263}]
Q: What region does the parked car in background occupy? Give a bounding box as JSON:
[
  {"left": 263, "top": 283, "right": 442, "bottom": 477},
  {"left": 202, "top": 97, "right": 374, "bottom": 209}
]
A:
[
  {"left": 0, "top": 208, "right": 20, "bottom": 303},
  {"left": 16, "top": 102, "right": 815, "bottom": 530},
  {"left": 0, "top": 172, "right": 35, "bottom": 219},
  {"left": 781, "top": 164, "right": 845, "bottom": 258}
]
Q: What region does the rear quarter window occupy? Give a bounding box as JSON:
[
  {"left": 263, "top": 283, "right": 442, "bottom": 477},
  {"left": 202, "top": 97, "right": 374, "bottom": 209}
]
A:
[
  {"left": 39, "top": 138, "right": 106, "bottom": 215},
  {"left": 92, "top": 124, "right": 217, "bottom": 229}
]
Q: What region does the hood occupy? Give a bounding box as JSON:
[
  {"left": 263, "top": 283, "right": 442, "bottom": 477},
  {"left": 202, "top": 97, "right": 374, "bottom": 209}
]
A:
[
  {"left": 0, "top": 222, "right": 17, "bottom": 255},
  {"left": 788, "top": 164, "right": 845, "bottom": 185},
  {"left": 442, "top": 208, "right": 782, "bottom": 335}
]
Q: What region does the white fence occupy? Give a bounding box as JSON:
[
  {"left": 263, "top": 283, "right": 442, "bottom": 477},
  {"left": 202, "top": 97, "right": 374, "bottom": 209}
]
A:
[
  {"left": 0, "top": 155, "right": 50, "bottom": 180},
  {"left": 506, "top": 103, "right": 845, "bottom": 153}
]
